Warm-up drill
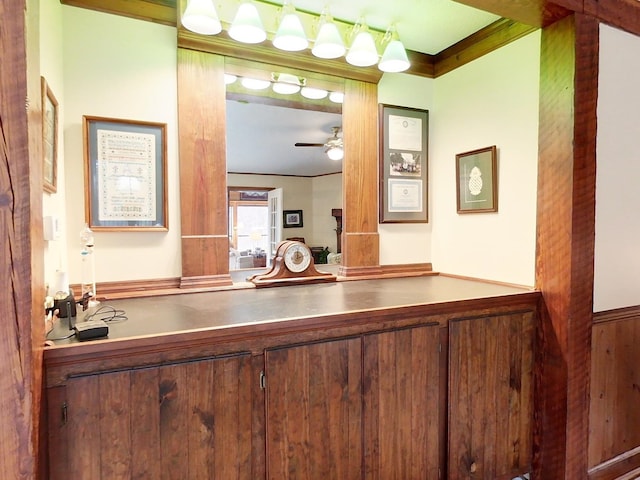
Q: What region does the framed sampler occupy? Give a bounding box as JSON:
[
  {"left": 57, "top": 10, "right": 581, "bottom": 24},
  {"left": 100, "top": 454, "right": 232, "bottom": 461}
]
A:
[
  {"left": 455, "top": 146, "right": 498, "bottom": 214},
  {"left": 83, "top": 116, "right": 168, "bottom": 230}
]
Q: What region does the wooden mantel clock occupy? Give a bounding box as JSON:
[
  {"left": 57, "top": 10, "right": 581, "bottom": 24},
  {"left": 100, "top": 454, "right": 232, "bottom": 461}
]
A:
[{"left": 250, "top": 241, "right": 336, "bottom": 288}]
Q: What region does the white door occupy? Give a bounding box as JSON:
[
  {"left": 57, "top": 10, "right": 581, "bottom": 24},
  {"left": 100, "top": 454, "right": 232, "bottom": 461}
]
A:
[{"left": 267, "top": 188, "right": 283, "bottom": 266}]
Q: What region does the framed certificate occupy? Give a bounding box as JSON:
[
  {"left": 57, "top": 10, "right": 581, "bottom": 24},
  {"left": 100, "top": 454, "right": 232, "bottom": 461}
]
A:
[
  {"left": 83, "top": 116, "right": 168, "bottom": 230},
  {"left": 379, "top": 104, "right": 429, "bottom": 223}
]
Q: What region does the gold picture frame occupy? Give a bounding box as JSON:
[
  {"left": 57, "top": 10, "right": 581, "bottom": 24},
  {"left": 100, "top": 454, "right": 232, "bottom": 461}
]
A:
[{"left": 42, "top": 77, "right": 58, "bottom": 194}]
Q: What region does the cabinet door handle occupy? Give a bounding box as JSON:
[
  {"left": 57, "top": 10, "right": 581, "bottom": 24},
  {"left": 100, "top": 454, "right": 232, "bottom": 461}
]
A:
[{"left": 260, "top": 371, "right": 266, "bottom": 390}]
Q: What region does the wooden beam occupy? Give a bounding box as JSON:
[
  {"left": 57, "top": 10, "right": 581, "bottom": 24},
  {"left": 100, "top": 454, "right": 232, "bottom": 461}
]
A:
[
  {"left": 453, "top": 0, "right": 574, "bottom": 27},
  {"left": 434, "top": 18, "right": 539, "bottom": 77},
  {"left": 534, "top": 13, "right": 598, "bottom": 479}
]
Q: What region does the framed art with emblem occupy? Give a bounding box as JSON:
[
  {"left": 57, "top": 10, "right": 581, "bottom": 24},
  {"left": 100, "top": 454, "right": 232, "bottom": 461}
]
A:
[{"left": 455, "top": 146, "right": 498, "bottom": 214}]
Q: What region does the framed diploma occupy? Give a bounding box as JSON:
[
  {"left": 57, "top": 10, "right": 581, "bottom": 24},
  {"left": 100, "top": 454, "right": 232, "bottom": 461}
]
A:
[
  {"left": 379, "top": 104, "right": 429, "bottom": 223},
  {"left": 83, "top": 116, "right": 168, "bottom": 231}
]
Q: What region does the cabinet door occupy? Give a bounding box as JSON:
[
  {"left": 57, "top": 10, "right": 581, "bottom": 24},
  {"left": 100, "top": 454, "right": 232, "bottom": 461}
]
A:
[
  {"left": 363, "top": 323, "right": 442, "bottom": 480},
  {"left": 265, "top": 337, "right": 362, "bottom": 480},
  {"left": 448, "top": 311, "right": 535, "bottom": 479},
  {"left": 48, "top": 354, "right": 253, "bottom": 480}
]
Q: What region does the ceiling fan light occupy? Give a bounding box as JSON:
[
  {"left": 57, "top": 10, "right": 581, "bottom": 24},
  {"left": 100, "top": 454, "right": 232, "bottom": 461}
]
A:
[
  {"left": 346, "top": 30, "right": 379, "bottom": 67},
  {"left": 326, "top": 146, "right": 344, "bottom": 161},
  {"left": 312, "top": 19, "right": 345, "bottom": 59},
  {"left": 379, "top": 39, "right": 410, "bottom": 72},
  {"left": 229, "top": 2, "right": 267, "bottom": 44},
  {"left": 224, "top": 73, "right": 238, "bottom": 85},
  {"left": 273, "top": 11, "right": 308, "bottom": 51},
  {"left": 181, "top": 0, "right": 222, "bottom": 35},
  {"left": 329, "top": 91, "right": 344, "bottom": 103},
  {"left": 241, "top": 77, "right": 271, "bottom": 90},
  {"left": 300, "top": 87, "right": 328, "bottom": 100}
]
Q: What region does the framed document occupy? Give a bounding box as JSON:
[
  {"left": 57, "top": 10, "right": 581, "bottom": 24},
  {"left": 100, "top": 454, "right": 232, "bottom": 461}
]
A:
[
  {"left": 42, "top": 77, "right": 58, "bottom": 194},
  {"left": 83, "top": 116, "right": 168, "bottom": 230},
  {"left": 455, "top": 146, "right": 498, "bottom": 214},
  {"left": 379, "top": 104, "right": 429, "bottom": 223}
]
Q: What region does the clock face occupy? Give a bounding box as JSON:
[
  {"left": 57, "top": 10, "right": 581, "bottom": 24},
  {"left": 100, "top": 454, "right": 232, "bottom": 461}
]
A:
[{"left": 283, "top": 243, "right": 312, "bottom": 273}]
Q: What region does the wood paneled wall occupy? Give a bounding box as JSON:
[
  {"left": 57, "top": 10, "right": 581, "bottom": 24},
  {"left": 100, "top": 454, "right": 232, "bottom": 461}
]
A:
[{"left": 589, "top": 308, "right": 640, "bottom": 477}]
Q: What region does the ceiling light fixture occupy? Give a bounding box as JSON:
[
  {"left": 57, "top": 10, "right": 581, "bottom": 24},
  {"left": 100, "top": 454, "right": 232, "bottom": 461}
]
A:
[
  {"left": 181, "top": 0, "right": 222, "bottom": 35},
  {"left": 229, "top": 2, "right": 267, "bottom": 44},
  {"left": 273, "top": 1, "right": 308, "bottom": 51},
  {"left": 180, "top": 1, "right": 411, "bottom": 72},
  {"left": 346, "top": 19, "right": 379, "bottom": 67},
  {"left": 329, "top": 91, "right": 344, "bottom": 103},
  {"left": 241, "top": 77, "right": 271, "bottom": 90},
  {"left": 272, "top": 72, "right": 302, "bottom": 94},
  {"left": 378, "top": 25, "right": 410, "bottom": 73},
  {"left": 311, "top": 9, "right": 345, "bottom": 59},
  {"left": 300, "top": 86, "right": 328, "bottom": 100},
  {"left": 224, "top": 73, "right": 238, "bottom": 84}
]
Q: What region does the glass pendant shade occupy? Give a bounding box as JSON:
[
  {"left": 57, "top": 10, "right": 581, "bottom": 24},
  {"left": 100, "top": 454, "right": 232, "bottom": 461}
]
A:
[
  {"left": 379, "top": 39, "right": 410, "bottom": 72},
  {"left": 326, "top": 146, "right": 344, "bottom": 160},
  {"left": 229, "top": 2, "right": 267, "bottom": 44},
  {"left": 312, "top": 18, "right": 345, "bottom": 59},
  {"left": 273, "top": 12, "right": 308, "bottom": 51},
  {"left": 300, "top": 87, "right": 328, "bottom": 100},
  {"left": 329, "top": 91, "right": 344, "bottom": 103},
  {"left": 181, "top": 0, "right": 222, "bottom": 35},
  {"left": 241, "top": 77, "right": 271, "bottom": 90},
  {"left": 346, "top": 29, "right": 378, "bottom": 67}
]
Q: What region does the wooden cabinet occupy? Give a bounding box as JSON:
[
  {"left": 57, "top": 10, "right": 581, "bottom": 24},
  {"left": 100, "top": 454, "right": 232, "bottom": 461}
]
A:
[
  {"left": 44, "top": 291, "right": 538, "bottom": 479},
  {"left": 448, "top": 311, "right": 535, "bottom": 479},
  {"left": 265, "top": 337, "right": 363, "bottom": 479},
  {"left": 47, "top": 354, "right": 254, "bottom": 480},
  {"left": 264, "top": 323, "right": 441, "bottom": 480}
]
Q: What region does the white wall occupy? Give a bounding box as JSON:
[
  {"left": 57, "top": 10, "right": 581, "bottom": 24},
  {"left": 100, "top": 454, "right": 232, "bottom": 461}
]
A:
[
  {"left": 430, "top": 31, "right": 541, "bottom": 286},
  {"left": 312, "top": 174, "right": 342, "bottom": 252},
  {"left": 62, "top": 7, "right": 180, "bottom": 284},
  {"left": 377, "top": 73, "right": 434, "bottom": 265},
  {"left": 594, "top": 24, "right": 640, "bottom": 312},
  {"left": 41, "top": 0, "right": 68, "bottom": 294}
]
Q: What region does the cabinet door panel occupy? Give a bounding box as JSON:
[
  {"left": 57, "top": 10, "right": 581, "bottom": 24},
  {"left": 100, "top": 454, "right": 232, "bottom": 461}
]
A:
[
  {"left": 53, "top": 354, "right": 253, "bottom": 480},
  {"left": 265, "top": 338, "right": 362, "bottom": 480},
  {"left": 363, "top": 324, "right": 441, "bottom": 480},
  {"left": 448, "top": 311, "right": 534, "bottom": 479}
]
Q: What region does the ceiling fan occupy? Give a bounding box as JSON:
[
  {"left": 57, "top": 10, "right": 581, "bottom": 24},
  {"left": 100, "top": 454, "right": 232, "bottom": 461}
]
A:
[{"left": 295, "top": 126, "right": 344, "bottom": 160}]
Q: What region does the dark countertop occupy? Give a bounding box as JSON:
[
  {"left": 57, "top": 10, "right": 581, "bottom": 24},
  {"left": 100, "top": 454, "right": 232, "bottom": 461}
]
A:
[{"left": 45, "top": 275, "right": 536, "bottom": 351}]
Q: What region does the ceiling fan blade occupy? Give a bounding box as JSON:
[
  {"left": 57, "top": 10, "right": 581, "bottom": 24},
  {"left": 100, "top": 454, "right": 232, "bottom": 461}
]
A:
[{"left": 294, "top": 142, "right": 324, "bottom": 147}]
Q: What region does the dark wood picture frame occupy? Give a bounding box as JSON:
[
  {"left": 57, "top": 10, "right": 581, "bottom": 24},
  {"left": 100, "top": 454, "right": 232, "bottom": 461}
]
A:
[
  {"left": 378, "top": 104, "right": 429, "bottom": 223},
  {"left": 83, "top": 115, "right": 168, "bottom": 231},
  {"left": 283, "top": 210, "right": 303, "bottom": 228},
  {"left": 455, "top": 145, "right": 498, "bottom": 214},
  {"left": 42, "top": 77, "right": 58, "bottom": 194}
]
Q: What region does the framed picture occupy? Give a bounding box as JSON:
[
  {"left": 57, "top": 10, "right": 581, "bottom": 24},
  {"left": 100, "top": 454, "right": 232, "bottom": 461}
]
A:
[
  {"left": 379, "top": 104, "right": 429, "bottom": 223},
  {"left": 83, "top": 116, "right": 168, "bottom": 230},
  {"left": 42, "top": 77, "right": 58, "bottom": 194},
  {"left": 456, "top": 145, "right": 498, "bottom": 214},
  {"left": 283, "top": 210, "right": 303, "bottom": 228}
]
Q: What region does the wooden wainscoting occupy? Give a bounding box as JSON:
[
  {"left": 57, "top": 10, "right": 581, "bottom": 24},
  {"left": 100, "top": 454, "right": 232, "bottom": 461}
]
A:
[{"left": 589, "top": 305, "right": 640, "bottom": 479}]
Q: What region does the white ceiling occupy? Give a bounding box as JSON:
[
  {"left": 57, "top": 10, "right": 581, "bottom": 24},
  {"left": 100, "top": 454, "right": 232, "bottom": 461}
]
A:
[{"left": 225, "top": 0, "right": 500, "bottom": 177}]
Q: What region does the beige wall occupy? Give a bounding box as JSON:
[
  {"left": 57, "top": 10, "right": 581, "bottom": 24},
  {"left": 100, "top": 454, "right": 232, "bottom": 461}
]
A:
[{"left": 51, "top": 5, "right": 541, "bottom": 287}]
